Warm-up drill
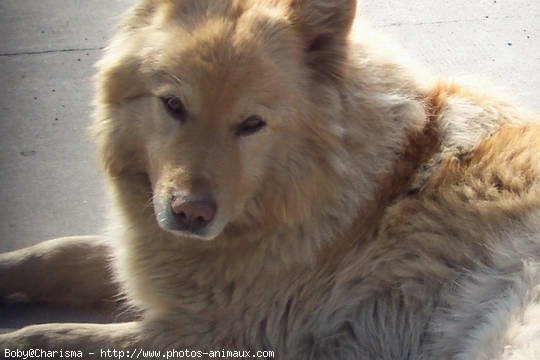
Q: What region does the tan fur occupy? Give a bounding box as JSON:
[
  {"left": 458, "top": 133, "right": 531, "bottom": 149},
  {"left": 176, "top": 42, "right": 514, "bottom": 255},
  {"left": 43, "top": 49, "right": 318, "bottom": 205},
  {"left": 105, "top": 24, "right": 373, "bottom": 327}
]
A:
[{"left": 1, "top": 0, "right": 539, "bottom": 359}]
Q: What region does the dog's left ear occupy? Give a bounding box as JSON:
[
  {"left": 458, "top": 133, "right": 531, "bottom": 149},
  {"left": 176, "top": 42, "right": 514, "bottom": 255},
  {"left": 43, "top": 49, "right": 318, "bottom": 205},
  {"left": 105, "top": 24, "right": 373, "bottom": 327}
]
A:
[{"left": 287, "top": 0, "right": 357, "bottom": 79}]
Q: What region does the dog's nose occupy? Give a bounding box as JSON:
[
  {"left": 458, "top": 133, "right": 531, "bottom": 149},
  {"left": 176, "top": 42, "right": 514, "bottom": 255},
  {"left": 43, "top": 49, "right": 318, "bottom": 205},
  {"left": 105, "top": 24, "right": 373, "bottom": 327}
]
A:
[{"left": 170, "top": 196, "right": 216, "bottom": 232}]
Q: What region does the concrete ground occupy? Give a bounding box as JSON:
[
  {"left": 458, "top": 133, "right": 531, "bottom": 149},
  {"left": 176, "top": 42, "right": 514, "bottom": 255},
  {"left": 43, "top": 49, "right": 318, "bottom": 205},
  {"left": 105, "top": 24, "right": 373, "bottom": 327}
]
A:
[{"left": 0, "top": 0, "right": 539, "bottom": 326}]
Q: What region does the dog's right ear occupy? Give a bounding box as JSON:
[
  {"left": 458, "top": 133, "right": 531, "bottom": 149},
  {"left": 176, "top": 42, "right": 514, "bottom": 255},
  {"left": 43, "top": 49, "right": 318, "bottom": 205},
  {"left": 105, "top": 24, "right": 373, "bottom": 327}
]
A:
[
  {"left": 286, "top": 0, "right": 357, "bottom": 80},
  {"left": 288, "top": 0, "right": 357, "bottom": 45}
]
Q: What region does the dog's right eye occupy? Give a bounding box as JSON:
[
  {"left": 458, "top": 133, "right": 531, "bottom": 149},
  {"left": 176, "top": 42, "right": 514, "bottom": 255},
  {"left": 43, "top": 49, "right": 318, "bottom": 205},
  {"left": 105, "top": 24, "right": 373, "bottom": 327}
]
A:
[
  {"left": 235, "top": 115, "right": 266, "bottom": 137},
  {"left": 161, "top": 96, "right": 187, "bottom": 122}
]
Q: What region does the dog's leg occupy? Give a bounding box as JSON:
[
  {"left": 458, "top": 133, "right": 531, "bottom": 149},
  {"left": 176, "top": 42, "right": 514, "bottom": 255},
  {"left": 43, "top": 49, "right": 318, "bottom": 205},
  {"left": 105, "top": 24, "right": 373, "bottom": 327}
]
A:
[
  {"left": 0, "top": 236, "right": 119, "bottom": 308},
  {"left": 0, "top": 321, "right": 141, "bottom": 351}
]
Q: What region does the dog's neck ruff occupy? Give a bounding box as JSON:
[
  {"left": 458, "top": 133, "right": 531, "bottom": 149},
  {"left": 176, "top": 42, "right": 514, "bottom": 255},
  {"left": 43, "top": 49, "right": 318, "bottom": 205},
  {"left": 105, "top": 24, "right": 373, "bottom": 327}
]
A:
[
  {"left": 228, "top": 96, "right": 442, "bottom": 272},
  {"left": 318, "top": 97, "right": 441, "bottom": 261}
]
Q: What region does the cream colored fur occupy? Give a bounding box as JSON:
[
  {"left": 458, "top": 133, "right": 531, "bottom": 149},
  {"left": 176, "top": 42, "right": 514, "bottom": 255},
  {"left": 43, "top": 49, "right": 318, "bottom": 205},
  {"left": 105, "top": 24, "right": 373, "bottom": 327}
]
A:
[{"left": 1, "top": 1, "right": 539, "bottom": 359}]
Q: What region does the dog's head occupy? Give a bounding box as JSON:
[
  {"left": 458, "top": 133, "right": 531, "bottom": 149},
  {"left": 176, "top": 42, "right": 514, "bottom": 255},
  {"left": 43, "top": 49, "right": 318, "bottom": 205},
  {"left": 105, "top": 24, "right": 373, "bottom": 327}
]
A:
[{"left": 93, "top": 0, "right": 356, "bottom": 240}]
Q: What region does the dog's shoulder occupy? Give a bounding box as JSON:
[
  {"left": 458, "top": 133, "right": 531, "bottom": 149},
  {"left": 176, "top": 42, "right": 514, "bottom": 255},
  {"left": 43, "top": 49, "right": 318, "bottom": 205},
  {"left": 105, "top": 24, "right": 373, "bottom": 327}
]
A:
[
  {"left": 422, "top": 81, "right": 540, "bottom": 207},
  {"left": 362, "top": 79, "right": 540, "bottom": 275}
]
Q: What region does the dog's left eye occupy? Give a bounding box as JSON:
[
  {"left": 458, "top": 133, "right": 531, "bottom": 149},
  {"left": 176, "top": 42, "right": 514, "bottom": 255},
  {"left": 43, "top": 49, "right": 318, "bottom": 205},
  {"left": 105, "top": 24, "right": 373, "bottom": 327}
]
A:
[
  {"left": 161, "top": 96, "right": 187, "bottom": 122},
  {"left": 236, "top": 116, "right": 266, "bottom": 137}
]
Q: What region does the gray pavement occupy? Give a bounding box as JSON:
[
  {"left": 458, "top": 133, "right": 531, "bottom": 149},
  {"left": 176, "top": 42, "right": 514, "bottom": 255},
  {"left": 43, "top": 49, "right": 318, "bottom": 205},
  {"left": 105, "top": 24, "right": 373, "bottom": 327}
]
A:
[
  {"left": 0, "top": 0, "right": 539, "bottom": 325},
  {"left": 0, "top": 0, "right": 133, "bottom": 253}
]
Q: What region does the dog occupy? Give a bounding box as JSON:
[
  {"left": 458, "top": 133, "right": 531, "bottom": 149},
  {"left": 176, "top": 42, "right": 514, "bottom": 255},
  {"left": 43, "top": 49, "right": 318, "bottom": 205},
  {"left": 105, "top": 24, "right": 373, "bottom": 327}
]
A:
[{"left": 1, "top": 0, "right": 539, "bottom": 358}]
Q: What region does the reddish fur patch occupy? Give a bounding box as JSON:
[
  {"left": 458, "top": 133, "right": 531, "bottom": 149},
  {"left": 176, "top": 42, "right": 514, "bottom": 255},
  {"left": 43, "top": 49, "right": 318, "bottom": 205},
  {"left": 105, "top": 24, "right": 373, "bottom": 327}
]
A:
[
  {"left": 425, "top": 79, "right": 502, "bottom": 114},
  {"left": 427, "top": 125, "right": 540, "bottom": 199}
]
